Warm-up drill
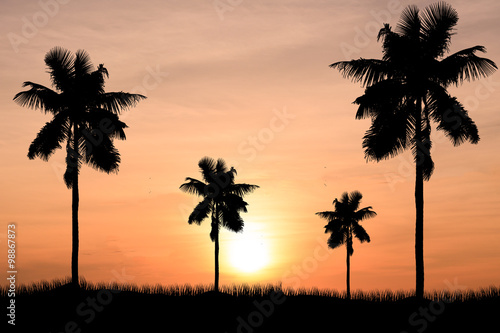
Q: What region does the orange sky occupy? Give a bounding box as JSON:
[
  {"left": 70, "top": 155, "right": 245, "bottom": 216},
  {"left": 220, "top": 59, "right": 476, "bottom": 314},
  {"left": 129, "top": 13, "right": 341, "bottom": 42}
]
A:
[{"left": 1, "top": 0, "right": 499, "bottom": 293}]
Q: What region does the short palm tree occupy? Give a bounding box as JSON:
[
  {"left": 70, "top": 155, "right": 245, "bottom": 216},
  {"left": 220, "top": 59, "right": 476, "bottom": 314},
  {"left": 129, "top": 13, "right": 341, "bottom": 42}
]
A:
[
  {"left": 180, "top": 157, "right": 259, "bottom": 292},
  {"left": 13, "top": 47, "right": 145, "bottom": 286},
  {"left": 316, "top": 191, "right": 376, "bottom": 300},
  {"left": 330, "top": 2, "right": 496, "bottom": 299}
]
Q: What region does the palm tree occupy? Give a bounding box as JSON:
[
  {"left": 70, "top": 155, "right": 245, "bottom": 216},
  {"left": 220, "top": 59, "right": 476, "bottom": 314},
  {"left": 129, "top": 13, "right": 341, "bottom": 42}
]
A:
[
  {"left": 330, "top": 2, "right": 496, "bottom": 299},
  {"left": 316, "top": 191, "right": 376, "bottom": 300},
  {"left": 180, "top": 157, "right": 259, "bottom": 292},
  {"left": 13, "top": 47, "right": 145, "bottom": 286}
]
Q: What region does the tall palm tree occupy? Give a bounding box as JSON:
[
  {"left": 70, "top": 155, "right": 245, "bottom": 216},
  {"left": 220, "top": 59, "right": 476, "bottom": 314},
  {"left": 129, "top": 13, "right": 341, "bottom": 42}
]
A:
[
  {"left": 330, "top": 2, "right": 496, "bottom": 299},
  {"left": 180, "top": 157, "right": 259, "bottom": 292},
  {"left": 316, "top": 191, "right": 376, "bottom": 300},
  {"left": 13, "top": 47, "right": 145, "bottom": 286}
]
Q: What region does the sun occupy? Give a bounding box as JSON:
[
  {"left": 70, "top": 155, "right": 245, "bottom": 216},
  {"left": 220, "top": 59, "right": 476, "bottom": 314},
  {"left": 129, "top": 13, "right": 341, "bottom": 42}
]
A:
[{"left": 228, "top": 233, "right": 270, "bottom": 273}]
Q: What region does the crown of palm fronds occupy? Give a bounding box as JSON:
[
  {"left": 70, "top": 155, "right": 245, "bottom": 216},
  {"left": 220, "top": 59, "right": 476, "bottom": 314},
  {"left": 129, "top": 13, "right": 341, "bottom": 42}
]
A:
[
  {"left": 13, "top": 47, "right": 146, "bottom": 188},
  {"left": 180, "top": 157, "right": 259, "bottom": 241}
]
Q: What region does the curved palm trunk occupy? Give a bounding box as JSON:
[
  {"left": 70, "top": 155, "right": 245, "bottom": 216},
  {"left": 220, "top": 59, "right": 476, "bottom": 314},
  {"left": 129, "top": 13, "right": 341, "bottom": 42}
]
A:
[
  {"left": 71, "top": 123, "right": 80, "bottom": 287},
  {"left": 415, "top": 98, "right": 424, "bottom": 300}
]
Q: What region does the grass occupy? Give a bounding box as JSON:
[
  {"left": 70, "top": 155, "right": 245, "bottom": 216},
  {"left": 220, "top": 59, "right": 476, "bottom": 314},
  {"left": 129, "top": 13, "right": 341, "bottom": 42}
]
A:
[
  {"left": 3, "top": 278, "right": 499, "bottom": 332},
  {"left": 4, "top": 277, "right": 499, "bottom": 301}
]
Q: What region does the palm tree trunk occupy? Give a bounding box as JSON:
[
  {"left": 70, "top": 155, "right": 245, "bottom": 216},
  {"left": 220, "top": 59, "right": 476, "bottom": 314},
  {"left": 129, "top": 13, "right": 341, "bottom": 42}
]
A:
[
  {"left": 346, "top": 232, "right": 352, "bottom": 300},
  {"left": 415, "top": 160, "right": 424, "bottom": 300},
  {"left": 346, "top": 238, "right": 351, "bottom": 300},
  {"left": 213, "top": 206, "right": 219, "bottom": 293},
  {"left": 71, "top": 123, "right": 79, "bottom": 287},
  {"left": 415, "top": 98, "right": 424, "bottom": 300},
  {"left": 214, "top": 226, "right": 219, "bottom": 293}
]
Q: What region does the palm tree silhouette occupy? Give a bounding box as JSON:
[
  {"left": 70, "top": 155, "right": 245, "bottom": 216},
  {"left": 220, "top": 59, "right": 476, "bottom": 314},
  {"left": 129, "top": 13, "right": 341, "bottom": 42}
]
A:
[
  {"left": 316, "top": 191, "right": 376, "bottom": 300},
  {"left": 13, "top": 47, "right": 145, "bottom": 287},
  {"left": 180, "top": 157, "right": 258, "bottom": 293},
  {"left": 330, "top": 2, "right": 496, "bottom": 300}
]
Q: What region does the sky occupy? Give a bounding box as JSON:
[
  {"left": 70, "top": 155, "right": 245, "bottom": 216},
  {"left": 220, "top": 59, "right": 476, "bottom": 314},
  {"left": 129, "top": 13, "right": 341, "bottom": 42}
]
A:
[{"left": 1, "top": 0, "right": 499, "bottom": 293}]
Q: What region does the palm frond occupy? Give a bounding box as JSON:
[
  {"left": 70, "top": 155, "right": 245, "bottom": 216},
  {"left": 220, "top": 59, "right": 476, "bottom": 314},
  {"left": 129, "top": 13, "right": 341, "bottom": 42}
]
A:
[
  {"left": 324, "top": 219, "right": 345, "bottom": 235},
  {"left": 97, "top": 64, "right": 109, "bottom": 78},
  {"left": 74, "top": 49, "right": 94, "bottom": 77},
  {"left": 210, "top": 169, "right": 234, "bottom": 191},
  {"left": 198, "top": 157, "right": 217, "bottom": 183},
  {"left": 219, "top": 203, "right": 245, "bottom": 233},
  {"left": 315, "top": 211, "right": 338, "bottom": 222},
  {"left": 348, "top": 191, "right": 363, "bottom": 211},
  {"left": 85, "top": 64, "right": 109, "bottom": 96},
  {"left": 220, "top": 194, "right": 248, "bottom": 213},
  {"left": 427, "top": 87, "right": 479, "bottom": 145},
  {"left": 188, "top": 198, "right": 212, "bottom": 225},
  {"left": 420, "top": 1, "right": 458, "bottom": 58},
  {"left": 97, "top": 92, "right": 146, "bottom": 114},
  {"left": 330, "top": 59, "right": 389, "bottom": 87},
  {"left": 327, "top": 231, "right": 347, "bottom": 250},
  {"left": 438, "top": 46, "right": 497, "bottom": 85},
  {"left": 228, "top": 183, "right": 259, "bottom": 197},
  {"left": 13, "top": 82, "right": 61, "bottom": 114},
  {"left": 354, "top": 207, "right": 377, "bottom": 221},
  {"left": 352, "top": 223, "right": 371, "bottom": 243},
  {"left": 362, "top": 103, "right": 412, "bottom": 161},
  {"left": 395, "top": 4, "right": 421, "bottom": 39},
  {"left": 81, "top": 127, "right": 120, "bottom": 173},
  {"left": 44, "top": 46, "right": 75, "bottom": 92},
  {"left": 377, "top": 23, "right": 413, "bottom": 65},
  {"left": 179, "top": 178, "right": 206, "bottom": 196},
  {"left": 376, "top": 23, "right": 392, "bottom": 42},
  {"left": 215, "top": 158, "right": 228, "bottom": 174},
  {"left": 85, "top": 108, "right": 128, "bottom": 140},
  {"left": 27, "top": 112, "right": 70, "bottom": 160},
  {"left": 338, "top": 192, "right": 350, "bottom": 206},
  {"left": 354, "top": 79, "right": 406, "bottom": 119}
]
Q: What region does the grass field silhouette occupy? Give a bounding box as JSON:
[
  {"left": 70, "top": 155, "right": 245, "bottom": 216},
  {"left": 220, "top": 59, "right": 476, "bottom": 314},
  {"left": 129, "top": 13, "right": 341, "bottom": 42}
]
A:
[
  {"left": 2, "top": 278, "right": 498, "bottom": 332},
  {"left": 6, "top": 3, "right": 500, "bottom": 333}
]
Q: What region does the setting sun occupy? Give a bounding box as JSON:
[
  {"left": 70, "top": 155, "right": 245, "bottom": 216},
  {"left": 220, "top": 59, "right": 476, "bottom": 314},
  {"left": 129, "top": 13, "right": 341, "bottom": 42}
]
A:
[
  {"left": 228, "top": 232, "right": 270, "bottom": 273},
  {"left": 1, "top": 0, "right": 500, "bottom": 331}
]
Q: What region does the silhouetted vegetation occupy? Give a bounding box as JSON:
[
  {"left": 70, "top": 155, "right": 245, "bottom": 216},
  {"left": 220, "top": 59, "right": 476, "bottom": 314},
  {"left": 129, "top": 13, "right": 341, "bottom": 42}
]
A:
[
  {"left": 2, "top": 279, "right": 498, "bottom": 332},
  {"left": 180, "top": 157, "right": 259, "bottom": 292},
  {"left": 4, "top": 277, "right": 500, "bottom": 301},
  {"left": 316, "top": 191, "right": 376, "bottom": 300},
  {"left": 7, "top": 2, "right": 500, "bottom": 332},
  {"left": 330, "top": 2, "right": 497, "bottom": 300},
  {"left": 13, "top": 47, "right": 145, "bottom": 286}
]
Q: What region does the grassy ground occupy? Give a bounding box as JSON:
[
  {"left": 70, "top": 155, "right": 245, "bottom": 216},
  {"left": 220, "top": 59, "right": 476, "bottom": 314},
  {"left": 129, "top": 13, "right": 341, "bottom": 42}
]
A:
[{"left": 2, "top": 278, "right": 499, "bottom": 332}]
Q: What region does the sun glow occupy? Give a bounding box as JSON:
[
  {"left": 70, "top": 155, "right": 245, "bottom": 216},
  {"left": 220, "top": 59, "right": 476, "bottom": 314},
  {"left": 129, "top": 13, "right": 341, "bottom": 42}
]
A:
[{"left": 228, "top": 233, "right": 270, "bottom": 273}]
